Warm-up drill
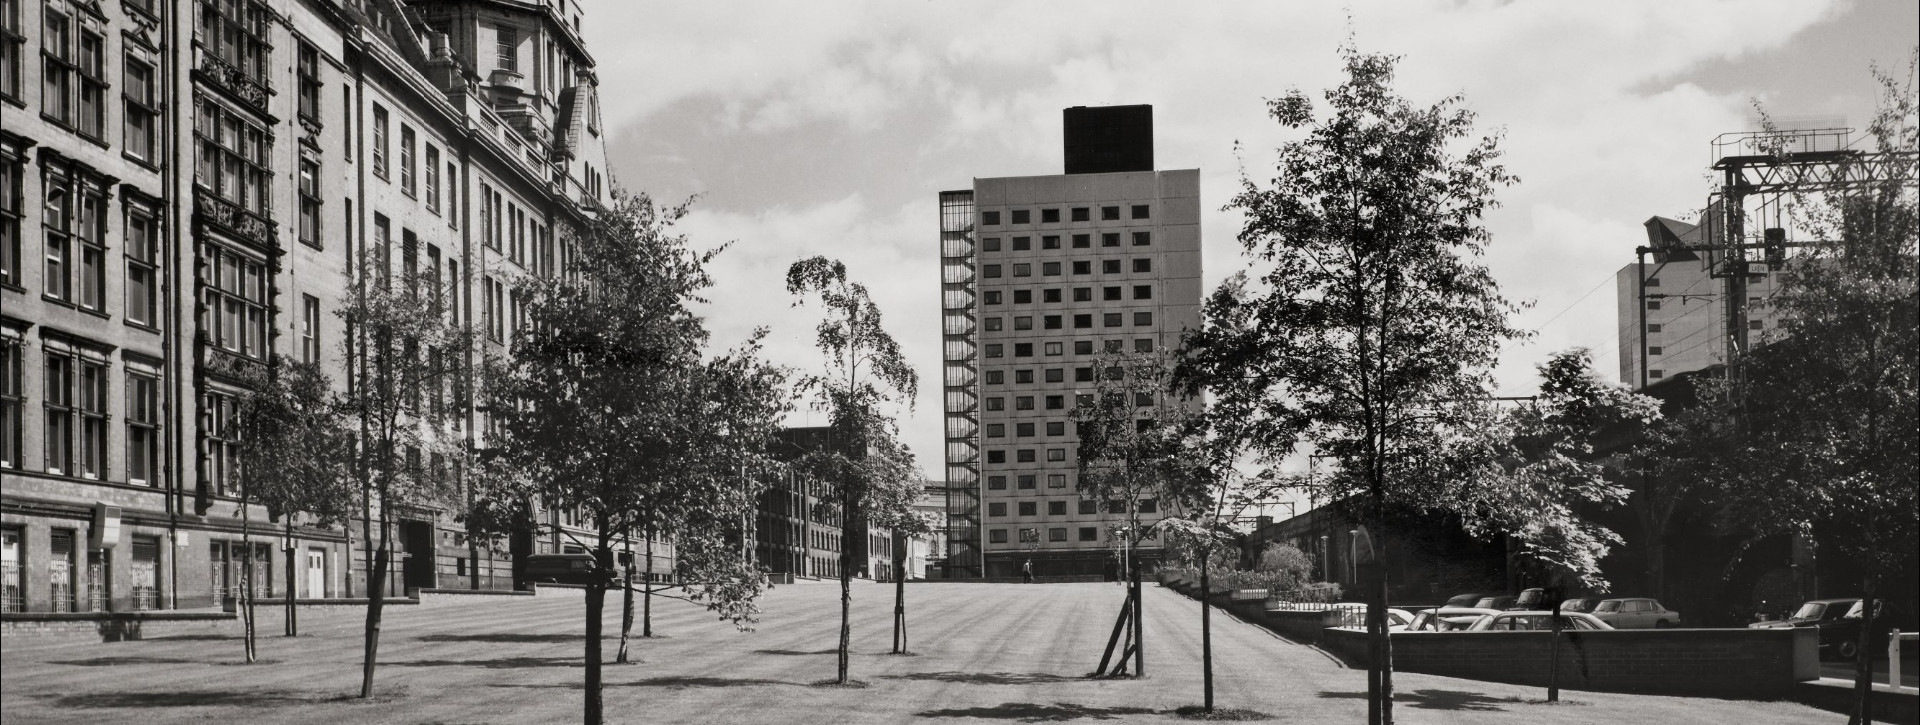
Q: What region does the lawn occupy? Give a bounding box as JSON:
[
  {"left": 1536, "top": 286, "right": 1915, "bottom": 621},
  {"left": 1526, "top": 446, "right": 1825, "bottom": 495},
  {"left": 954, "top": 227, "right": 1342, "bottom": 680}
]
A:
[{"left": 0, "top": 581, "right": 1838, "bottom": 723}]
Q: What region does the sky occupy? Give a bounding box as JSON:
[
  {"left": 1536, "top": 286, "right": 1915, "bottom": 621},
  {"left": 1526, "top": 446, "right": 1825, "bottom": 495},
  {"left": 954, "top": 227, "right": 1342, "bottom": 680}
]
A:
[{"left": 579, "top": 0, "right": 1918, "bottom": 487}]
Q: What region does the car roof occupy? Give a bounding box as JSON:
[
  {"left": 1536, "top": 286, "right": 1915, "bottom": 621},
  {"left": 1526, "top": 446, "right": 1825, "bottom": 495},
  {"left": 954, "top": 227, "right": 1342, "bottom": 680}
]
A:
[
  {"left": 1436, "top": 607, "right": 1501, "bottom": 616},
  {"left": 1597, "top": 597, "right": 1650, "bottom": 602}
]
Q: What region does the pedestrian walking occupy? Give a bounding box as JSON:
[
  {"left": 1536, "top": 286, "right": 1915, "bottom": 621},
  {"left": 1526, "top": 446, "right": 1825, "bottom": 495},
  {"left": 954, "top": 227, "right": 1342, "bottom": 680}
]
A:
[{"left": 1022, "top": 559, "right": 1034, "bottom": 584}]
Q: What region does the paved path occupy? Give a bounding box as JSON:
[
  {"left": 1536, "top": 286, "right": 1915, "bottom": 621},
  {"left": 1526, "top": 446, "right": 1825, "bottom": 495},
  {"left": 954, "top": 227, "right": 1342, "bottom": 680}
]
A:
[{"left": 1, "top": 581, "right": 1837, "bottom": 723}]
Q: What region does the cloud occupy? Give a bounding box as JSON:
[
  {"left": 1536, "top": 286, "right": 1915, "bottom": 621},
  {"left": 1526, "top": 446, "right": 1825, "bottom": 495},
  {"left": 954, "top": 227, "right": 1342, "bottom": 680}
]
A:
[{"left": 582, "top": 0, "right": 1883, "bottom": 477}]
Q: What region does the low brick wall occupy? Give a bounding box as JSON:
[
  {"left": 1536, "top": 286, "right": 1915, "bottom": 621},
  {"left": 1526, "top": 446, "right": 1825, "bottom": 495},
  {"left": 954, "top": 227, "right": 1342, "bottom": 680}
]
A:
[
  {"left": 1340, "top": 628, "right": 1820, "bottom": 699},
  {"left": 2, "top": 611, "right": 237, "bottom": 641},
  {"left": 1263, "top": 609, "right": 1344, "bottom": 645}
]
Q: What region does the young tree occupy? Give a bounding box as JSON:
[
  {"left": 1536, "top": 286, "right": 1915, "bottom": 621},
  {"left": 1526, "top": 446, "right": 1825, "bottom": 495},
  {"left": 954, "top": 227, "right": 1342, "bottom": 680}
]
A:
[
  {"left": 486, "top": 190, "right": 789, "bottom": 725},
  {"left": 230, "top": 359, "right": 356, "bottom": 650},
  {"left": 1175, "top": 45, "right": 1522, "bottom": 725},
  {"left": 872, "top": 484, "right": 938, "bottom": 655},
  {"left": 1073, "top": 350, "right": 1206, "bottom": 679},
  {"left": 340, "top": 269, "right": 470, "bottom": 698},
  {"left": 786, "top": 256, "right": 920, "bottom": 686},
  {"left": 1731, "top": 54, "right": 1918, "bottom": 725}
]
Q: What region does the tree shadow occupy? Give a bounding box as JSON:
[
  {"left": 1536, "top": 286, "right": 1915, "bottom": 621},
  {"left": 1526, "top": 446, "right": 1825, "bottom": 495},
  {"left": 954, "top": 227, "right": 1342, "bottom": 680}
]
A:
[
  {"left": 883, "top": 671, "right": 1082, "bottom": 686},
  {"left": 414, "top": 633, "right": 580, "bottom": 643},
  {"left": 385, "top": 656, "right": 582, "bottom": 669},
  {"left": 914, "top": 702, "right": 1161, "bottom": 721},
  {"left": 48, "top": 656, "right": 204, "bottom": 667},
  {"left": 617, "top": 676, "right": 801, "bottom": 689},
  {"left": 38, "top": 690, "right": 315, "bottom": 709},
  {"left": 751, "top": 648, "right": 837, "bottom": 656},
  {"left": 1316, "top": 689, "right": 1512, "bottom": 711},
  {"left": 143, "top": 634, "right": 243, "bottom": 641}
]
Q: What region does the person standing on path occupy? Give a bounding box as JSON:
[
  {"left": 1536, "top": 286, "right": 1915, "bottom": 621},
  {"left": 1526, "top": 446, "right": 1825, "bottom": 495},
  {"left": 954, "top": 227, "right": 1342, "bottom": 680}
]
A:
[{"left": 1022, "top": 560, "right": 1034, "bottom": 584}]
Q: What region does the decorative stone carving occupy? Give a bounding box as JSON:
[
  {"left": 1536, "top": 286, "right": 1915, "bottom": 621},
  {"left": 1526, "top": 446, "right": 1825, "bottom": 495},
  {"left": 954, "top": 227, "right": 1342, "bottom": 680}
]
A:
[
  {"left": 194, "top": 189, "right": 276, "bottom": 252},
  {"left": 195, "top": 49, "right": 272, "bottom": 112}
]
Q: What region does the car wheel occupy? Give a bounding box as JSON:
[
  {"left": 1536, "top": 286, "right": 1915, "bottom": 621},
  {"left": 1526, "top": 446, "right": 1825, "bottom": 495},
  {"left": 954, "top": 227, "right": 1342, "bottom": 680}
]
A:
[
  {"left": 1655, "top": 620, "right": 1670, "bottom": 629},
  {"left": 1836, "top": 640, "right": 1859, "bottom": 660}
]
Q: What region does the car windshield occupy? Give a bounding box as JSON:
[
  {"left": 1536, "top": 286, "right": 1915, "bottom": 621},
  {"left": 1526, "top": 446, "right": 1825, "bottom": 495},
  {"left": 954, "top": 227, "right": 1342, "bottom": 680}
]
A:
[
  {"left": 1595, "top": 601, "right": 1620, "bottom": 613},
  {"left": 1792, "top": 602, "right": 1827, "bottom": 620},
  {"left": 1843, "top": 601, "right": 1878, "bottom": 619}
]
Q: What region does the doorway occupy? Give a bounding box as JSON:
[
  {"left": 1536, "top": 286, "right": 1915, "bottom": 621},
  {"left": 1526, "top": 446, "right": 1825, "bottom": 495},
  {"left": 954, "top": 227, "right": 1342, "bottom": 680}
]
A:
[
  {"left": 400, "top": 521, "right": 435, "bottom": 592},
  {"left": 306, "top": 548, "right": 327, "bottom": 598}
]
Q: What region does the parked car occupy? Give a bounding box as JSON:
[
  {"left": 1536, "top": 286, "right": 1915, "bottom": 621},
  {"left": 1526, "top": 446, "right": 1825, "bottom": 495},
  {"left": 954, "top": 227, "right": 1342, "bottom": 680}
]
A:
[
  {"left": 1444, "top": 592, "right": 1491, "bottom": 608},
  {"left": 1407, "top": 607, "right": 1503, "bottom": 632},
  {"left": 1465, "top": 610, "right": 1614, "bottom": 631},
  {"left": 1329, "top": 607, "right": 1417, "bottom": 632},
  {"left": 1514, "top": 588, "right": 1546, "bottom": 610},
  {"left": 1558, "top": 597, "right": 1598, "bottom": 614},
  {"left": 523, "top": 552, "right": 616, "bottom": 587},
  {"left": 1325, "top": 604, "right": 1415, "bottom": 630},
  {"left": 1753, "top": 598, "right": 1897, "bottom": 660},
  {"left": 1474, "top": 595, "right": 1518, "bottom": 610},
  {"left": 1591, "top": 598, "right": 1682, "bottom": 629}
]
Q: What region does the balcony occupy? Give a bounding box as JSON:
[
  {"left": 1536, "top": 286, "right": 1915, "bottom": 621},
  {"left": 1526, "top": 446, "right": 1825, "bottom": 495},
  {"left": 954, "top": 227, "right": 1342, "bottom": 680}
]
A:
[{"left": 488, "top": 69, "right": 527, "bottom": 95}]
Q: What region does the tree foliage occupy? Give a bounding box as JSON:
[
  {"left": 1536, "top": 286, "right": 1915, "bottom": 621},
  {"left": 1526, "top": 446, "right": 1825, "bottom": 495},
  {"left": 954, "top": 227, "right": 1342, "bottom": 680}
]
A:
[
  {"left": 480, "top": 189, "right": 790, "bottom": 725},
  {"left": 1453, "top": 349, "right": 1660, "bottom": 589},
  {"left": 1174, "top": 45, "right": 1522, "bottom": 725},
  {"left": 1731, "top": 52, "right": 1919, "bottom": 725},
  {"left": 339, "top": 268, "right": 471, "bottom": 698},
  {"left": 786, "top": 255, "right": 920, "bottom": 684}
]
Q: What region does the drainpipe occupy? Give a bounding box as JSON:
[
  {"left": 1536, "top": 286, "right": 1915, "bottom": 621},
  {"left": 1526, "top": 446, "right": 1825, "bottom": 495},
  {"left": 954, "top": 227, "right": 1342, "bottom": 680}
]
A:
[{"left": 162, "top": 0, "right": 182, "bottom": 610}]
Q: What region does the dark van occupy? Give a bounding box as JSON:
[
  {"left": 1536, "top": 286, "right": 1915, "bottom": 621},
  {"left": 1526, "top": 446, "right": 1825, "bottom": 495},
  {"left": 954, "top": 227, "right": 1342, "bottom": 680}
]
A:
[{"left": 524, "top": 552, "right": 613, "bottom": 586}]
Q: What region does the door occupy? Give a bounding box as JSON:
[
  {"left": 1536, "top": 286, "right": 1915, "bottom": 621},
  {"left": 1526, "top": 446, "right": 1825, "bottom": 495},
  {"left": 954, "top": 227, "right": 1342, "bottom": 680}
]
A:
[
  {"left": 400, "top": 521, "right": 435, "bottom": 591},
  {"left": 306, "top": 549, "right": 326, "bottom": 598}
]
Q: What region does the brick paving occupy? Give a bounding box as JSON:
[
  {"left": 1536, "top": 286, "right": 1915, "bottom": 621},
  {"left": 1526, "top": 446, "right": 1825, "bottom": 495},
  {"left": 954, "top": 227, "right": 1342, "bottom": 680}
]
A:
[{"left": 0, "top": 581, "right": 1838, "bottom": 723}]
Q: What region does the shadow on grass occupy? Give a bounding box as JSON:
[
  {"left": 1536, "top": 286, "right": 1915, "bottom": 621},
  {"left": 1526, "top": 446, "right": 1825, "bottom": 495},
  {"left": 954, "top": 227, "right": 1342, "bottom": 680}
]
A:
[
  {"left": 414, "top": 633, "right": 579, "bottom": 643},
  {"left": 913, "top": 702, "right": 1160, "bottom": 721},
  {"left": 48, "top": 656, "right": 204, "bottom": 667},
  {"left": 486, "top": 675, "right": 798, "bottom": 691},
  {"left": 39, "top": 690, "right": 318, "bottom": 709},
  {"left": 142, "top": 634, "right": 242, "bottom": 641},
  {"left": 623, "top": 676, "right": 800, "bottom": 689},
  {"left": 882, "top": 671, "right": 1081, "bottom": 686},
  {"left": 385, "top": 656, "right": 582, "bottom": 669},
  {"left": 1317, "top": 689, "right": 1523, "bottom": 711},
  {"left": 751, "top": 648, "right": 837, "bottom": 656}
]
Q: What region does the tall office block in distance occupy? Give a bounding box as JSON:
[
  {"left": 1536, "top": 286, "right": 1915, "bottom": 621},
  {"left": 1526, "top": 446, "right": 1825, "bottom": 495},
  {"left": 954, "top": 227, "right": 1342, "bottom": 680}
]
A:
[{"left": 940, "top": 105, "right": 1200, "bottom": 579}]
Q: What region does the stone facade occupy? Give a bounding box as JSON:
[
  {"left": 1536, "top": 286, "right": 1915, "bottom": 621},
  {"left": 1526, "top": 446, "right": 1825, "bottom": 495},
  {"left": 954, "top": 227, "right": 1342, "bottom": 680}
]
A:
[{"left": 0, "top": 0, "right": 636, "bottom": 613}]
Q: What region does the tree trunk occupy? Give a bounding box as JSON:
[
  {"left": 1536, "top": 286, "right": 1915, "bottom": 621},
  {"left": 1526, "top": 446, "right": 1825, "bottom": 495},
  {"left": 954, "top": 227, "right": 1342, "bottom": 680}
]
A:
[
  {"left": 241, "top": 494, "right": 256, "bottom": 663},
  {"left": 1646, "top": 536, "right": 1667, "bottom": 603},
  {"left": 1201, "top": 547, "right": 1214, "bottom": 711},
  {"left": 1850, "top": 574, "right": 1876, "bottom": 725},
  {"left": 285, "top": 519, "right": 297, "bottom": 637},
  {"left": 838, "top": 547, "right": 853, "bottom": 683},
  {"left": 1548, "top": 600, "right": 1564, "bottom": 701},
  {"left": 643, "top": 525, "right": 654, "bottom": 637},
  {"left": 893, "top": 533, "right": 906, "bottom": 654},
  {"left": 617, "top": 533, "right": 635, "bottom": 664},
  {"left": 584, "top": 549, "right": 606, "bottom": 725},
  {"left": 360, "top": 508, "right": 390, "bottom": 698},
  {"left": 1131, "top": 555, "right": 1144, "bottom": 678}
]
